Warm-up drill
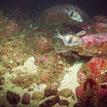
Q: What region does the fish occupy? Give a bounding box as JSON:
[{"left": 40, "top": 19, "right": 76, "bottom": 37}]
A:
[
  {"left": 64, "top": 9, "right": 83, "bottom": 22},
  {"left": 62, "top": 4, "right": 88, "bottom": 23},
  {"left": 55, "top": 30, "right": 85, "bottom": 46}
]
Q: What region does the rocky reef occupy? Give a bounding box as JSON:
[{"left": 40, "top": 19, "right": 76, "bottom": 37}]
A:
[{"left": 0, "top": 4, "right": 107, "bottom": 107}]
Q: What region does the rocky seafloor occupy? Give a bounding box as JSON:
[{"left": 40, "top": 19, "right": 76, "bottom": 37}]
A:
[{"left": 0, "top": 4, "right": 107, "bottom": 107}]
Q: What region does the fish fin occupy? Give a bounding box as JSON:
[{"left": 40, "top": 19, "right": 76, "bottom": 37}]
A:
[{"left": 76, "top": 30, "right": 86, "bottom": 37}]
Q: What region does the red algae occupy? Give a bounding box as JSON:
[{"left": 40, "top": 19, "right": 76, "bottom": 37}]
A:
[
  {"left": 87, "top": 57, "right": 107, "bottom": 79},
  {"left": 75, "top": 84, "right": 85, "bottom": 99}
]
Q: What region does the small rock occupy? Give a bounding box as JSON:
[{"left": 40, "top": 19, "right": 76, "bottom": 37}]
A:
[
  {"left": 58, "top": 99, "right": 69, "bottom": 106},
  {"left": 6, "top": 91, "right": 20, "bottom": 105},
  {"left": 59, "top": 88, "right": 73, "bottom": 98},
  {"left": 44, "top": 86, "right": 58, "bottom": 97},
  {"left": 39, "top": 96, "right": 59, "bottom": 107},
  {"left": 0, "top": 104, "right": 5, "bottom": 107},
  {"left": 32, "top": 91, "right": 45, "bottom": 101},
  {"left": 21, "top": 92, "right": 31, "bottom": 105}
]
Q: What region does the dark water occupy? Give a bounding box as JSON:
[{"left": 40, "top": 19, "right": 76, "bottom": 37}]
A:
[{"left": 0, "top": 0, "right": 107, "bottom": 18}]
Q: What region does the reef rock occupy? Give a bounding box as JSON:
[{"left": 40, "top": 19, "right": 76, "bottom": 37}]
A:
[
  {"left": 21, "top": 92, "right": 31, "bottom": 105},
  {"left": 6, "top": 91, "right": 20, "bottom": 105},
  {"left": 27, "top": 29, "right": 54, "bottom": 54},
  {"left": 83, "top": 15, "right": 107, "bottom": 34},
  {"left": 93, "top": 15, "right": 107, "bottom": 33}
]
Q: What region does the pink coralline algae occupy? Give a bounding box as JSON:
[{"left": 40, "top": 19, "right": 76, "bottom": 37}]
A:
[{"left": 82, "top": 33, "right": 107, "bottom": 45}]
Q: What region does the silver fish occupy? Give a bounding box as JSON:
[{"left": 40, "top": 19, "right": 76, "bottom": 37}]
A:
[
  {"left": 55, "top": 30, "right": 84, "bottom": 46},
  {"left": 64, "top": 9, "right": 83, "bottom": 22},
  {"left": 63, "top": 4, "right": 88, "bottom": 23}
]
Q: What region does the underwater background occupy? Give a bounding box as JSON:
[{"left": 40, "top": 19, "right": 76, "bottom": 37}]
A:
[{"left": 0, "top": 0, "right": 107, "bottom": 107}]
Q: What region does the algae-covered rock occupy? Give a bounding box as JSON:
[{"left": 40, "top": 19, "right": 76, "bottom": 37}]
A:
[
  {"left": 92, "top": 15, "right": 107, "bottom": 33},
  {"left": 59, "top": 88, "right": 73, "bottom": 98},
  {"left": 32, "top": 91, "right": 45, "bottom": 101},
  {"left": 27, "top": 29, "right": 54, "bottom": 54},
  {"left": 0, "top": 37, "right": 34, "bottom": 71}
]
